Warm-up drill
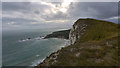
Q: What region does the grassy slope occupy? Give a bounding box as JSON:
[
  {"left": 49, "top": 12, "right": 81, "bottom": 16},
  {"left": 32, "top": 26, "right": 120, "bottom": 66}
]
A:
[
  {"left": 37, "top": 18, "right": 119, "bottom": 66},
  {"left": 78, "top": 19, "right": 118, "bottom": 42},
  {"left": 44, "top": 29, "right": 71, "bottom": 39}
]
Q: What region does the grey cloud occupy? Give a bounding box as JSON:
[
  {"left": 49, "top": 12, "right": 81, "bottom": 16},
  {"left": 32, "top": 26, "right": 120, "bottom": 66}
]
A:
[
  {"left": 3, "top": 2, "right": 118, "bottom": 20},
  {"left": 34, "top": 10, "right": 40, "bottom": 14},
  {"left": 42, "top": 11, "right": 70, "bottom": 21},
  {"left": 2, "top": 2, "right": 51, "bottom": 14},
  {"left": 2, "top": 17, "right": 38, "bottom": 25},
  {"left": 2, "top": 2, "right": 31, "bottom": 11},
  {"left": 2, "top": 2, "right": 52, "bottom": 26},
  {"left": 2, "top": 2, "right": 118, "bottom": 29},
  {"left": 40, "top": 2, "right": 118, "bottom": 21},
  {"left": 68, "top": 2, "right": 118, "bottom": 19}
]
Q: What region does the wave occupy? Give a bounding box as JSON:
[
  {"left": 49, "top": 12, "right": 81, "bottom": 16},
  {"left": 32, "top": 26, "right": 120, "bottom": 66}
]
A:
[
  {"left": 30, "top": 58, "right": 45, "bottom": 66},
  {"left": 18, "top": 36, "right": 45, "bottom": 42}
]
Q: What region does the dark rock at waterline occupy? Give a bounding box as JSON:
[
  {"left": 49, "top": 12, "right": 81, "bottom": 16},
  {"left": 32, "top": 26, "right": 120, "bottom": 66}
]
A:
[{"left": 28, "top": 38, "right": 31, "bottom": 39}]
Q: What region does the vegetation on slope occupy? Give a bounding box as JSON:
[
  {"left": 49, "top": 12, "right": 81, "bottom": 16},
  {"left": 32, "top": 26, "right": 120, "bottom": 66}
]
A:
[
  {"left": 44, "top": 29, "right": 71, "bottom": 39},
  {"left": 77, "top": 18, "right": 118, "bottom": 42},
  {"left": 36, "top": 18, "right": 119, "bottom": 66}
]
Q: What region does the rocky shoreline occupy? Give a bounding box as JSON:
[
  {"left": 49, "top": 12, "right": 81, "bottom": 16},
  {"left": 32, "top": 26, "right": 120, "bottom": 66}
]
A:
[
  {"left": 36, "top": 38, "right": 70, "bottom": 66},
  {"left": 35, "top": 18, "right": 119, "bottom": 67}
]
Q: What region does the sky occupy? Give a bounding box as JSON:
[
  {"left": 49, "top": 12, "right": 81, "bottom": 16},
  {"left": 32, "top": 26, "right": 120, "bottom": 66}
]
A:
[
  {"left": 0, "top": 0, "right": 119, "bottom": 67},
  {"left": 2, "top": 1, "right": 119, "bottom": 30}
]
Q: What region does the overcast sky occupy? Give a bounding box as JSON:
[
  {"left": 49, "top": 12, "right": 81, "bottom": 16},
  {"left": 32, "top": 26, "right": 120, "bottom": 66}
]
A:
[{"left": 2, "top": 1, "right": 118, "bottom": 30}]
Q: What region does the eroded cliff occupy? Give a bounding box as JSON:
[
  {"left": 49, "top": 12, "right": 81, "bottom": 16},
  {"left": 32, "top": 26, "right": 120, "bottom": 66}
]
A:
[{"left": 36, "top": 18, "right": 119, "bottom": 67}]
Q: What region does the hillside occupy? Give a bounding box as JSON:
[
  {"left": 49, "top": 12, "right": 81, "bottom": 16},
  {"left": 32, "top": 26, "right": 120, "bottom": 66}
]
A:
[
  {"left": 36, "top": 18, "right": 119, "bottom": 67},
  {"left": 44, "top": 29, "right": 71, "bottom": 39}
]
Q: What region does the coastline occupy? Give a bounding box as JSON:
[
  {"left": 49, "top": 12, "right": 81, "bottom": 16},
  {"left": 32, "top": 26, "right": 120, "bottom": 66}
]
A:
[
  {"left": 31, "top": 58, "right": 45, "bottom": 66},
  {"left": 34, "top": 38, "right": 70, "bottom": 66},
  {"left": 36, "top": 18, "right": 119, "bottom": 66}
]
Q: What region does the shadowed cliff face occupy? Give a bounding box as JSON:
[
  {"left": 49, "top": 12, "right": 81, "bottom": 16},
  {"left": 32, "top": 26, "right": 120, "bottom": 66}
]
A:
[
  {"left": 44, "top": 29, "right": 71, "bottom": 39},
  {"left": 36, "top": 18, "right": 119, "bottom": 67}
]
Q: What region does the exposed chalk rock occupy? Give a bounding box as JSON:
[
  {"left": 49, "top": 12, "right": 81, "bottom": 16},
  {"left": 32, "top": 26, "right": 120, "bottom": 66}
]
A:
[{"left": 69, "top": 19, "right": 88, "bottom": 45}]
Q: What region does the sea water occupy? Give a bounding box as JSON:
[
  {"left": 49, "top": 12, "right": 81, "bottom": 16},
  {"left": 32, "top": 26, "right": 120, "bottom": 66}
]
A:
[{"left": 2, "top": 29, "right": 68, "bottom": 66}]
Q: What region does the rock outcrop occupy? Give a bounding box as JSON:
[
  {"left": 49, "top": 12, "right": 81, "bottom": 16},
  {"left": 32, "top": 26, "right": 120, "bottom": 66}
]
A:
[
  {"left": 69, "top": 19, "right": 88, "bottom": 45},
  {"left": 36, "top": 18, "right": 119, "bottom": 67}
]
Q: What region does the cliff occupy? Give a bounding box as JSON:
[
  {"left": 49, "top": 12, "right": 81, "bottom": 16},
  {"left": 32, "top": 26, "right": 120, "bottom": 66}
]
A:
[
  {"left": 36, "top": 18, "right": 119, "bottom": 67},
  {"left": 44, "top": 29, "right": 71, "bottom": 39},
  {"left": 69, "top": 18, "right": 118, "bottom": 45}
]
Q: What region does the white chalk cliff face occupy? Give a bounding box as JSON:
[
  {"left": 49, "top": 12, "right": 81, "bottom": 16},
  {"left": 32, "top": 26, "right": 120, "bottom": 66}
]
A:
[{"left": 69, "top": 20, "right": 88, "bottom": 45}]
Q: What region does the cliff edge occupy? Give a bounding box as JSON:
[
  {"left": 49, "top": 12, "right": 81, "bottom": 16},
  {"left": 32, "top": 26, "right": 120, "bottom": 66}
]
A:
[{"left": 36, "top": 18, "right": 119, "bottom": 67}]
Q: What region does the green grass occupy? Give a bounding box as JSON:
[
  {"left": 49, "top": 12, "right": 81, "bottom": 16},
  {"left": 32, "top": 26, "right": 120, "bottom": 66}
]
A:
[
  {"left": 37, "top": 18, "right": 119, "bottom": 66},
  {"left": 78, "top": 19, "right": 118, "bottom": 42}
]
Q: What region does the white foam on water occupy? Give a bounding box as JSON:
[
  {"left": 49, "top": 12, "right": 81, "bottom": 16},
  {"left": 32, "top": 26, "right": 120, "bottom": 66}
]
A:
[
  {"left": 30, "top": 39, "right": 69, "bottom": 66},
  {"left": 30, "top": 58, "right": 45, "bottom": 66},
  {"left": 18, "top": 36, "right": 45, "bottom": 42},
  {"left": 36, "top": 55, "right": 40, "bottom": 57}
]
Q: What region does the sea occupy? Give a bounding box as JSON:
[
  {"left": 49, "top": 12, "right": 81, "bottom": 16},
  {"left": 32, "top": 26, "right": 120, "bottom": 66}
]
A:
[{"left": 2, "top": 29, "right": 69, "bottom": 66}]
